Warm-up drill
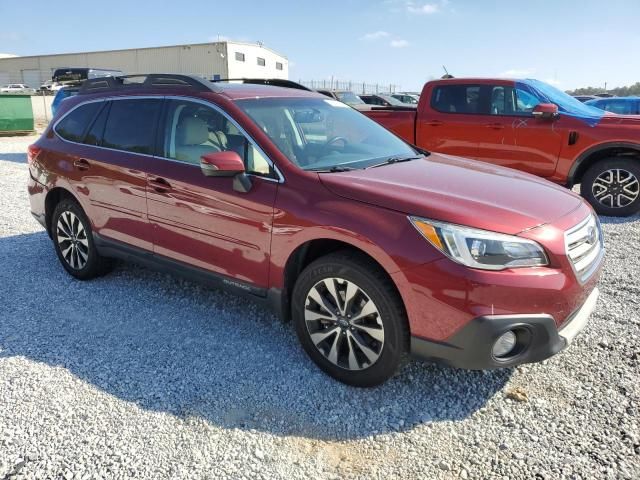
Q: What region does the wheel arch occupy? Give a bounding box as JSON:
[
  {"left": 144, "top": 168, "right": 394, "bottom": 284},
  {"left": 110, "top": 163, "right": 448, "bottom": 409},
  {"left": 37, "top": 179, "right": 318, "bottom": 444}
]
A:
[
  {"left": 568, "top": 142, "right": 640, "bottom": 187},
  {"left": 44, "top": 187, "right": 80, "bottom": 237},
  {"left": 277, "top": 238, "right": 404, "bottom": 322}
]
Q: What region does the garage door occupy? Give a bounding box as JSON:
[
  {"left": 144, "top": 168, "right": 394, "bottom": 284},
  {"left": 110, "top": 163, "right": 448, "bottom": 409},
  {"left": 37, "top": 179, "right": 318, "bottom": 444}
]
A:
[
  {"left": 0, "top": 72, "right": 9, "bottom": 85},
  {"left": 22, "top": 69, "right": 41, "bottom": 89}
]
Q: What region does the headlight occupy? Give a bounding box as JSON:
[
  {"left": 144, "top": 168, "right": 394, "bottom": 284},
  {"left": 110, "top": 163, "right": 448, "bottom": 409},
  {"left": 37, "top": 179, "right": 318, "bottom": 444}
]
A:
[{"left": 409, "top": 217, "right": 548, "bottom": 270}]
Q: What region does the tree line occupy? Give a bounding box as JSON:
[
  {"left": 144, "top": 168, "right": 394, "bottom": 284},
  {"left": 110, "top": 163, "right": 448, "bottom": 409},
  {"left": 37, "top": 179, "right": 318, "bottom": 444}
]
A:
[{"left": 567, "top": 82, "right": 640, "bottom": 96}]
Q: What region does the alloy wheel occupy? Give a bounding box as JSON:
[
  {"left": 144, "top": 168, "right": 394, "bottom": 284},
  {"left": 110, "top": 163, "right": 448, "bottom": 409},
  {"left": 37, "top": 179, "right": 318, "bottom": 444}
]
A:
[
  {"left": 304, "top": 277, "right": 384, "bottom": 371},
  {"left": 56, "top": 211, "right": 89, "bottom": 270},
  {"left": 592, "top": 168, "right": 639, "bottom": 208}
]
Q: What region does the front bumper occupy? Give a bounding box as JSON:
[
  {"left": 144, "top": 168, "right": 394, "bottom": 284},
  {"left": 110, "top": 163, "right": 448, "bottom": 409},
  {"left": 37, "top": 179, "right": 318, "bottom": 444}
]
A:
[{"left": 410, "top": 287, "right": 599, "bottom": 369}]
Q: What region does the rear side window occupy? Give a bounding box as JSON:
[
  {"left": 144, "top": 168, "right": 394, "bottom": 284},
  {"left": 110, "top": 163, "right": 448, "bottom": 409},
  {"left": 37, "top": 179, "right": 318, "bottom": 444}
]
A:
[
  {"left": 432, "top": 85, "right": 481, "bottom": 114},
  {"left": 102, "top": 99, "right": 162, "bottom": 154},
  {"left": 55, "top": 102, "right": 102, "bottom": 142},
  {"left": 83, "top": 102, "right": 110, "bottom": 146}
]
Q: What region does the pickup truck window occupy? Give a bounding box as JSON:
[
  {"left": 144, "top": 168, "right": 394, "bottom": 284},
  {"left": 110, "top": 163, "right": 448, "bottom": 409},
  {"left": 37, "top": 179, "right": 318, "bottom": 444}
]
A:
[
  {"left": 432, "top": 85, "right": 481, "bottom": 114},
  {"left": 236, "top": 97, "right": 416, "bottom": 171},
  {"left": 490, "top": 86, "right": 539, "bottom": 115}
]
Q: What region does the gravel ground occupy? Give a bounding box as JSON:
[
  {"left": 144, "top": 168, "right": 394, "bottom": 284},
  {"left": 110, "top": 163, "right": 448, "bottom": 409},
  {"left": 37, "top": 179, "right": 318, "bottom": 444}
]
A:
[{"left": 1, "top": 134, "right": 638, "bottom": 480}]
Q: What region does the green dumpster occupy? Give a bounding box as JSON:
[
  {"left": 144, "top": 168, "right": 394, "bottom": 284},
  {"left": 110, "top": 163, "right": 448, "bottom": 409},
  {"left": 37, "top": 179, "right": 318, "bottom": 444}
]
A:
[{"left": 0, "top": 94, "right": 35, "bottom": 134}]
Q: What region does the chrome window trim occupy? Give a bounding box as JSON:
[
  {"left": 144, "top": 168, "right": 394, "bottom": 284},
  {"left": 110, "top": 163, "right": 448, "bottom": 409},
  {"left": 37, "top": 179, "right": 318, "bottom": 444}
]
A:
[{"left": 52, "top": 94, "right": 285, "bottom": 184}]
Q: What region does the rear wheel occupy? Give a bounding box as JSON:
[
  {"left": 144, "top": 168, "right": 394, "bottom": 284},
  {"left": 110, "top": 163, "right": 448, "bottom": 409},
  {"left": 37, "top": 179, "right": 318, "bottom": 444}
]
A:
[
  {"left": 581, "top": 158, "right": 640, "bottom": 216},
  {"left": 51, "top": 199, "right": 112, "bottom": 280},
  {"left": 292, "top": 251, "right": 408, "bottom": 387}
]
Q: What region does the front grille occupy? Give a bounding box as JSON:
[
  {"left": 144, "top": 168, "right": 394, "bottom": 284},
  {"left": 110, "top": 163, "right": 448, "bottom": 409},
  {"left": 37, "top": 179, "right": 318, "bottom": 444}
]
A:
[{"left": 565, "top": 214, "right": 604, "bottom": 283}]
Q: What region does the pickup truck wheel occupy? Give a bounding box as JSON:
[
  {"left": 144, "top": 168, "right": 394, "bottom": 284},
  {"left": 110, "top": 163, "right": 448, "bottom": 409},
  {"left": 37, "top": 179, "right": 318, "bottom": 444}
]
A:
[
  {"left": 581, "top": 158, "right": 640, "bottom": 216},
  {"left": 51, "top": 199, "right": 113, "bottom": 280},
  {"left": 292, "top": 251, "right": 408, "bottom": 387}
]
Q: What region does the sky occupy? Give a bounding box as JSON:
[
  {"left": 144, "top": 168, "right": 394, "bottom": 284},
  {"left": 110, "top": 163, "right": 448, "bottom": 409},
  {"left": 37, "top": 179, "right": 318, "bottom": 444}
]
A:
[{"left": 1, "top": 0, "right": 639, "bottom": 91}]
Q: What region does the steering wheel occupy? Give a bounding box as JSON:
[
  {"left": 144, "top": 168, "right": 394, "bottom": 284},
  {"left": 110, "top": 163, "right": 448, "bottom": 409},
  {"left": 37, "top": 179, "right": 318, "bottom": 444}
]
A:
[{"left": 320, "top": 136, "right": 349, "bottom": 154}]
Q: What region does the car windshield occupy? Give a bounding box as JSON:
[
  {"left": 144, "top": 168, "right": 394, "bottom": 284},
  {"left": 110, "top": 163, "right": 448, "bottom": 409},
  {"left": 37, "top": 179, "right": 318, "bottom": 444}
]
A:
[
  {"left": 335, "top": 91, "right": 365, "bottom": 106},
  {"left": 235, "top": 97, "right": 417, "bottom": 171}
]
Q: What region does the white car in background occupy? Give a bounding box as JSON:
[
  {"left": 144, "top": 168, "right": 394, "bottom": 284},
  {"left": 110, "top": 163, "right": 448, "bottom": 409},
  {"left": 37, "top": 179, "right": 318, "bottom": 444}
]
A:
[{"left": 0, "top": 83, "right": 36, "bottom": 94}]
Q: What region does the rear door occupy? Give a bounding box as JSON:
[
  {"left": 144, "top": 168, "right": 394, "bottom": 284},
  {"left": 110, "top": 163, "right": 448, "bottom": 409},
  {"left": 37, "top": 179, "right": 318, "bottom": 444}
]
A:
[
  {"left": 144, "top": 97, "right": 279, "bottom": 289},
  {"left": 417, "top": 83, "right": 486, "bottom": 159},
  {"left": 55, "top": 97, "right": 162, "bottom": 250}
]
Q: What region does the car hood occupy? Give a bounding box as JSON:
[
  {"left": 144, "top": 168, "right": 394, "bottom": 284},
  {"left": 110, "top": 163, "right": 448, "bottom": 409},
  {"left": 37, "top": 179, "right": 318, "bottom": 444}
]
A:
[{"left": 319, "top": 153, "right": 583, "bottom": 235}]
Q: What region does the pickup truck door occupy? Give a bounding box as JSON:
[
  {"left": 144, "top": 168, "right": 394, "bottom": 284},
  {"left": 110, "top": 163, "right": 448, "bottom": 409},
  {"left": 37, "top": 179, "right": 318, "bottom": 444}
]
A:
[
  {"left": 416, "top": 84, "right": 485, "bottom": 159},
  {"left": 475, "top": 84, "right": 563, "bottom": 177},
  {"left": 145, "top": 98, "right": 278, "bottom": 290}
]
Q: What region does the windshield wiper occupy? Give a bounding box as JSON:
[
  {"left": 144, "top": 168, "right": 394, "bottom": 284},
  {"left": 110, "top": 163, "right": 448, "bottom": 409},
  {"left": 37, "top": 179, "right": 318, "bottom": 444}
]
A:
[
  {"left": 366, "top": 155, "right": 423, "bottom": 169},
  {"left": 310, "top": 166, "right": 356, "bottom": 173}
]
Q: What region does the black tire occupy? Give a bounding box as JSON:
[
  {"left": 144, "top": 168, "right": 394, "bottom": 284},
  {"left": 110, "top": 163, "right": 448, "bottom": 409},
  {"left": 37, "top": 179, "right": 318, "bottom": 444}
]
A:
[
  {"left": 581, "top": 157, "right": 640, "bottom": 217},
  {"left": 292, "top": 250, "right": 409, "bottom": 387},
  {"left": 51, "top": 199, "right": 113, "bottom": 280}
]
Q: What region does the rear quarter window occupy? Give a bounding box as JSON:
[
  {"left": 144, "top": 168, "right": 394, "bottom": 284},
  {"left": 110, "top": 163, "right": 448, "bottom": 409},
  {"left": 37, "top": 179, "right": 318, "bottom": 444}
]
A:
[{"left": 55, "top": 102, "right": 103, "bottom": 142}]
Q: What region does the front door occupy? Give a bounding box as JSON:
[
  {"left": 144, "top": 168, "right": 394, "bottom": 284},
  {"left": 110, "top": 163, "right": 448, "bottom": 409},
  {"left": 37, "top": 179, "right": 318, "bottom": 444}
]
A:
[
  {"left": 145, "top": 98, "right": 279, "bottom": 289},
  {"left": 476, "top": 83, "right": 563, "bottom": 177}
]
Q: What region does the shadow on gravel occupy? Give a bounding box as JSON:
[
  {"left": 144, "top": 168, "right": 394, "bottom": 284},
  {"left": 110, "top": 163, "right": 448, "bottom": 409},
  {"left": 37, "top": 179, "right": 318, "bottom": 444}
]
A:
[
  {"left": 599, "top": 213, "right": 640, "bottom": 225},
  {"left": 0, "top": 232, "right": 511, "bottom": 440},
  {"left": 0, "top": 152, "right": 27, "bottom": 163}
]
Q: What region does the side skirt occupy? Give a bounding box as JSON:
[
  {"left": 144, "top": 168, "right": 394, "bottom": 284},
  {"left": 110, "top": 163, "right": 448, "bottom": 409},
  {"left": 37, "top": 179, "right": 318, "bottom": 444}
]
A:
[{"left": 93, "top": 233, "right": 285, "bottom": 317}]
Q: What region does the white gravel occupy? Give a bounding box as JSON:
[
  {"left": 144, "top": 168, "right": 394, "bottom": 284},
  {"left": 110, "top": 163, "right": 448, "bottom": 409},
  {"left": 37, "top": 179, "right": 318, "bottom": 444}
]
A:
[{"left": 1, "top": 134, "right": 639, "bottom": 479}]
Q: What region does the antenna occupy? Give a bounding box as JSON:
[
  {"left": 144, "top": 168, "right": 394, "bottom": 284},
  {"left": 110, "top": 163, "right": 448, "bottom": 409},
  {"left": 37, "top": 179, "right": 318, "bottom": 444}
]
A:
[{"left": 441, "top": 65, "right": 454, "bottom": 79}]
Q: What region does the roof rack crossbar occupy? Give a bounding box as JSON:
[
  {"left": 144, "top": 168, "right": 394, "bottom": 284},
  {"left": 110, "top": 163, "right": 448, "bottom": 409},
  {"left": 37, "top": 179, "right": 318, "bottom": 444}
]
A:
[{"left": 79, "top": 74, "right": 220, "bottom": 94}]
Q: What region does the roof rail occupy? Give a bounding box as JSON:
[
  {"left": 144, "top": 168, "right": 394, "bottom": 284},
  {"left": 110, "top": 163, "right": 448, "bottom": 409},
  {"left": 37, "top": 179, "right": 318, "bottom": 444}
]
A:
[
  {"left": 78, "top": 74, "right": 219, "bottom": 95},
  {"left": 211, "top": 78, "right": 311, "bottom": 91}
]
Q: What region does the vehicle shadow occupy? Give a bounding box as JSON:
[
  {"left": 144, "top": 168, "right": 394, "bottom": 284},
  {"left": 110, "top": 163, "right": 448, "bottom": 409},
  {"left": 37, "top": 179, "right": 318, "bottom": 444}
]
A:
[
  {"left": 598, "top": 213, "right": 640, "bottom": 225},
  {"left": 0, "top": 152, "right": 27, "bottom": 163},
  {"left": 0, "top": 231, "right": 511, "bottom": 440}
]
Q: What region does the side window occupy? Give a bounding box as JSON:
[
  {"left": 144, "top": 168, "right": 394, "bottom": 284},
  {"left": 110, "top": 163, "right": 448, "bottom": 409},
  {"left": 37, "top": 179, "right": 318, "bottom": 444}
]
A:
[
  {"left": 490, "top": 86, "right": 514, "bottom": 115},
  {"left": 55, "top": 102, "right": 103, "bottom": 142},
  {"left": 102, "top": 99, "right": 162, "bottom": 154},
  {"left": 490, "top": 86, "right": 540, "bottom": 115},
  {"left": 432, "top": 85, "right": 481, "bottom": 114},
  {"left": 514, "top": 88, "right": 540, "bottom": 113},
  {"left": 162, "top": 99, "right": 274, "bottom": 177},
  {"left": 83, "top": 102, "right": 110, "bottom": 146}
]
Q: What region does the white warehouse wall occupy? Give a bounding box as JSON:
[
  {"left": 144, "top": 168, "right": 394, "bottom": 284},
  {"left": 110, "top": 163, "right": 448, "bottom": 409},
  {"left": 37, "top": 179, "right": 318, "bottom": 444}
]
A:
[
  {"left": 0, "top": 42, "right": 288, "bottom": 87},
  {"left": 225, "top": 42, "right": 289, "bottom": 80}
]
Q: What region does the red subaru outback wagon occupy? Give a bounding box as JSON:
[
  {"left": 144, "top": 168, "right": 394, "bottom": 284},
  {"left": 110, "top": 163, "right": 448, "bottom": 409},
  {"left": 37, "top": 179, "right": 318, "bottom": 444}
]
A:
[{"left": 28, "top": 75, "right": 603, "bottom": 386}]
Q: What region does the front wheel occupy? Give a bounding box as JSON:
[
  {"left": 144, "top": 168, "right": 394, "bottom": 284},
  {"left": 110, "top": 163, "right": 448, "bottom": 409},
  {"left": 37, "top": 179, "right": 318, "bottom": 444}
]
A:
[
  {"left": 292, "top": 251, "right": 409, "bottom": 387},
  {"left": 581, "top": 158, "right": 640, "bottom": 216}
]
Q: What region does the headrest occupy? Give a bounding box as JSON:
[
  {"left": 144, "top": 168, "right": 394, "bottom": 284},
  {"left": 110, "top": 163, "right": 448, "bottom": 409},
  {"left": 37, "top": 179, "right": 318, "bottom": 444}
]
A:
[{"left": 177, "top": 117, "right": 209, "bottom": 146}]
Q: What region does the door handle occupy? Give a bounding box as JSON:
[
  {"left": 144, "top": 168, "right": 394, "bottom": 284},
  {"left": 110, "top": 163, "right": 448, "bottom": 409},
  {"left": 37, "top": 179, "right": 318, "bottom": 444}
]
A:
[
  {"left": 149, "top": 177, "right": 172, "bottom": 192},
  {"left": 73, "top": 158, "right": 90, "bottom": 171},
  {"left": 425, "top": 120, "right": 443, "bottom": 126},
  {"left": 485, "top": 123, "right": 504, "bottom": 130}
]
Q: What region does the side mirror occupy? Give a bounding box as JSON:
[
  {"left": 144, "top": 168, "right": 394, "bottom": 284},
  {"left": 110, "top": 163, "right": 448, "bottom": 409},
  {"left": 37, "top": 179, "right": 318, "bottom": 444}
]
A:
[
  {"left": 532, "top": 103, "right": 559, "bottom": 119},
  {"left": 200, "top": 151, "right": 245, "bottom": 177}
]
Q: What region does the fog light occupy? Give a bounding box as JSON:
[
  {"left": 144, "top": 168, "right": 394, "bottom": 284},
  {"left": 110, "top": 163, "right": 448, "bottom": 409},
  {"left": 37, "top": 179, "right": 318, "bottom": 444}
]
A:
[{"left": 492, "top": 331, "right": 517, "bottom": 358}]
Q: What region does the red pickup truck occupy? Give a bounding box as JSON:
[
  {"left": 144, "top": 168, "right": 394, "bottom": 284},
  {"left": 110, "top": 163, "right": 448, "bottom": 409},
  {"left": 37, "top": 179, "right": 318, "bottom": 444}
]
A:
[{"left": 363, "top": 78, "right": 640, "bottom": 216}]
